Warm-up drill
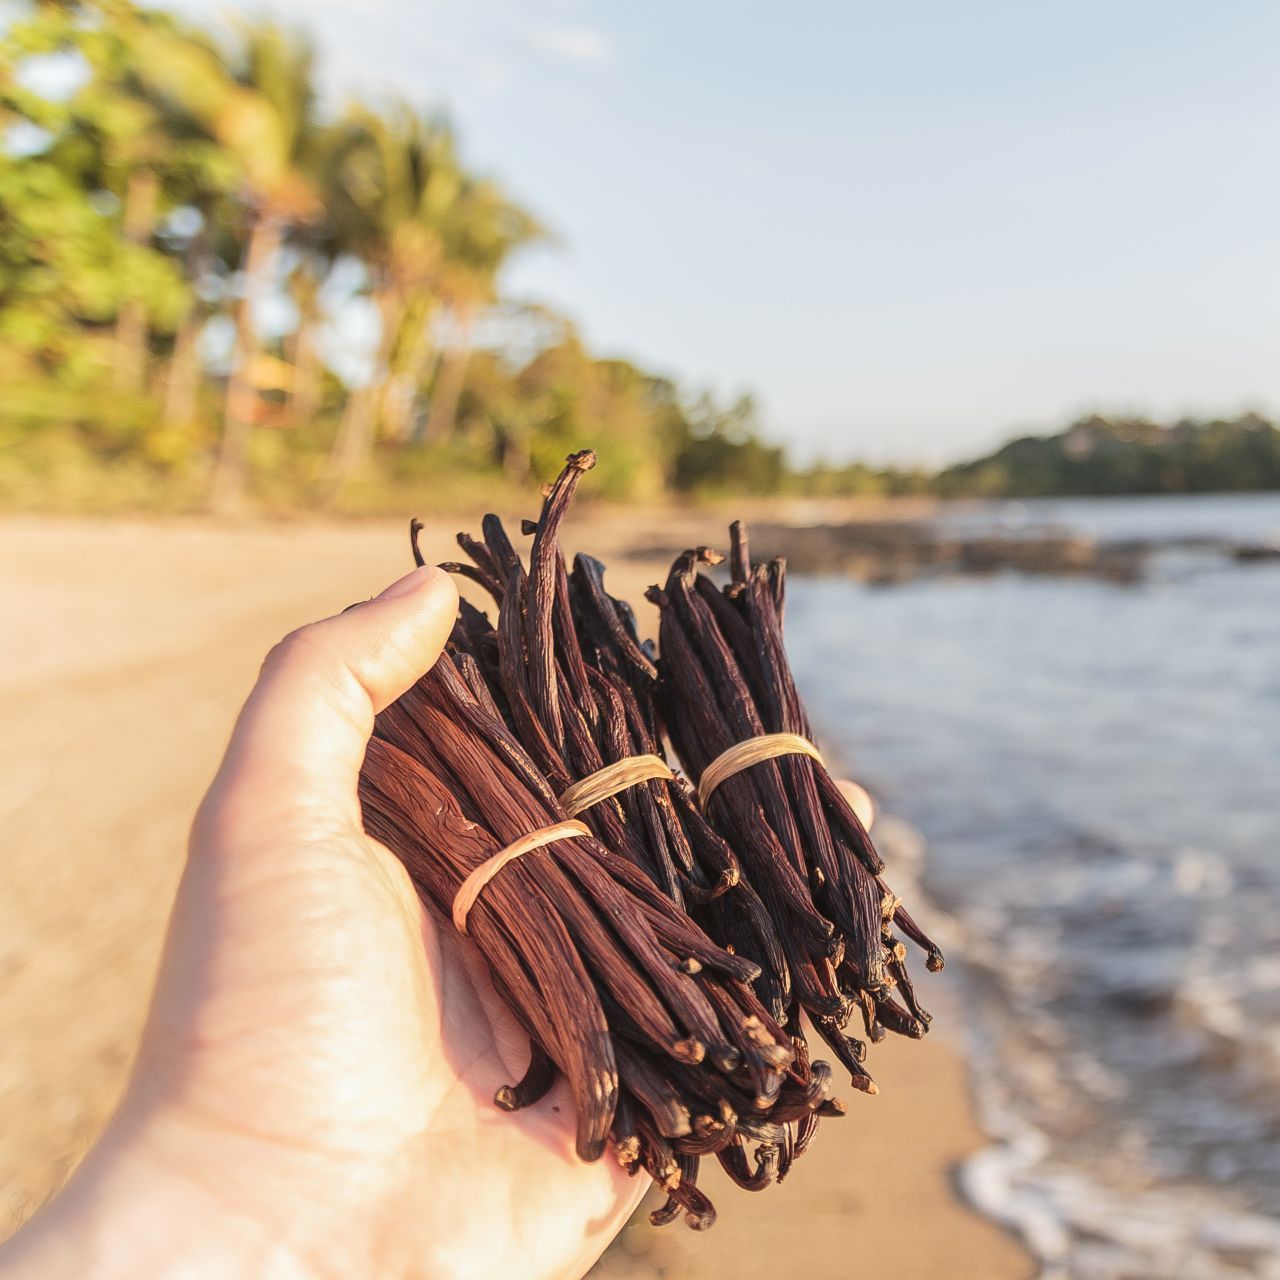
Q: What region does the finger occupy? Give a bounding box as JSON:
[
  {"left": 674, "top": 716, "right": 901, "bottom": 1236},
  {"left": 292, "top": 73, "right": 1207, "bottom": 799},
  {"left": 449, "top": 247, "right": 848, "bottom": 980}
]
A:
[
  {"left": 835, "top": 778, "right": 876, "bottom": 831},
  {"left": 201, "top": 565, "right": 458, "bottom": 835}
]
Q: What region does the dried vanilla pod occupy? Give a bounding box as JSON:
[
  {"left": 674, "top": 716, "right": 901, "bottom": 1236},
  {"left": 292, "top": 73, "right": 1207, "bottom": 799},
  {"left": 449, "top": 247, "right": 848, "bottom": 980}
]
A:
[
  {"left": 359, "top": 650, "right": 823, "bottom": 1228},
  {"left": 649, "top": 523, "right": 942, "bottom": 1088},
  {"left": 375, "top": 449, "right": 939, "bottom": 1226},
  {"left": 442, "top": 452, "right": 795, "bottom": 1025},
  {"left": 422, "top": 453, "right": 853, "bottom": 1204}
]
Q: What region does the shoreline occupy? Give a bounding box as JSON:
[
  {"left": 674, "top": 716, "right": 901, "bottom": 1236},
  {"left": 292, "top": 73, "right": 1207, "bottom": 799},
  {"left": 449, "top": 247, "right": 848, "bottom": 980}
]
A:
[
  {"left": 589, "top": 813, "right": 1035, "bottom": 1280},
  {"left": 0, "top": 513, "right": 1031, "bottom": 1276}
]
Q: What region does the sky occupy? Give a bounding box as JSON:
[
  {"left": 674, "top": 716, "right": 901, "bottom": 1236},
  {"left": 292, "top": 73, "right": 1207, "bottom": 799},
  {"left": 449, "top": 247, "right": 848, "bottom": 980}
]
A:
[{"left": 166, "top": 0, "right": 1280, "bottom": 464}]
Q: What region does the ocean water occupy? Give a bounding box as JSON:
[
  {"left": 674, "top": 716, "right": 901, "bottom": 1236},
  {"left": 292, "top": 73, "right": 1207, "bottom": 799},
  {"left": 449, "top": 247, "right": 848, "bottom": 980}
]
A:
[{"left": 785, "top": 494, "right": 1280, "bottom": 1279}]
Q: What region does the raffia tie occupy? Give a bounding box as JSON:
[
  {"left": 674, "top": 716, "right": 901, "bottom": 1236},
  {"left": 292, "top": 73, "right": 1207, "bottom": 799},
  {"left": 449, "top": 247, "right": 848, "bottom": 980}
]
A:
[
  {"left": 558, "top": 754, "right": 675, "bottom": 817},
  {"left": 697, "top": 732, "right": 826, "bottom": 809},
  {"left": 451, "top": 819, "right": 592, "bottom": 935}
]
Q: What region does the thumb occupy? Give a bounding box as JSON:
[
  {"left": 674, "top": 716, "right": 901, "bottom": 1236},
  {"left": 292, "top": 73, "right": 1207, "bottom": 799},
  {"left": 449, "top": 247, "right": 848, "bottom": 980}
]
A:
[{"left": 199, "top": 565, "right": 458, "bottom": 841}]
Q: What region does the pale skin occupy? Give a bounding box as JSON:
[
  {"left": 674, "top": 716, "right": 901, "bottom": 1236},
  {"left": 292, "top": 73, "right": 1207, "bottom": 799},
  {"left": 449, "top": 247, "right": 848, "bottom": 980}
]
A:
[{"left": 3, "top": 564, "right": 877, "bottom": 1279}]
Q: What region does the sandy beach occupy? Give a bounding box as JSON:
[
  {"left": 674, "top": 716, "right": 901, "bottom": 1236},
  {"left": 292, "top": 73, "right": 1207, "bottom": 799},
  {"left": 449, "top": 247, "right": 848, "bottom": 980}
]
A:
[{"left": 0, "top": 512, "right": 1032, "bottom": 1277}]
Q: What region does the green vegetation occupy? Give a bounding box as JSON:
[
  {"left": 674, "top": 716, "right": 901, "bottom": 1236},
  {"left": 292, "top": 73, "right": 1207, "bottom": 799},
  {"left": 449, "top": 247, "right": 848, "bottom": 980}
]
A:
[
  {"left": 770, "top": 412, "right": 1280, "bottom": 501},
  {"left": 0, "top": 0, "right": 767, "bottom": 513},
  {"left": 1, "top": 1, "right": 1276, "bottom": 514},
  {"left": 934, "top": 413, "right": 1280, "bottom": 498}
]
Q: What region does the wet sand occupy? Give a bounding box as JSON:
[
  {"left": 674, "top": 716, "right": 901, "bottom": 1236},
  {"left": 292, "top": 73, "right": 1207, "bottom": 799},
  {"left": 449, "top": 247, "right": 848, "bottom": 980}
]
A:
[{"left": 0, "top": 513, "right": 1032, "bottom": 1277}]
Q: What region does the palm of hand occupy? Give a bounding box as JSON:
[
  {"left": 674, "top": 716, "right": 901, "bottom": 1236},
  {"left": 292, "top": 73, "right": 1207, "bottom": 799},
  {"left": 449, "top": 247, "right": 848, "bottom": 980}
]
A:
[
  {"left": 6, "top": 566, "right": 879, "bottom": 1280},
  {"left": 100, "top": 573, "right": 649, "bottom": 1280},
  {"left": 129, "top": 812, "right": 645, "bottom": 1280},
  {"left": 2, "top": 571, "right": 650, "bottom": 1279}
]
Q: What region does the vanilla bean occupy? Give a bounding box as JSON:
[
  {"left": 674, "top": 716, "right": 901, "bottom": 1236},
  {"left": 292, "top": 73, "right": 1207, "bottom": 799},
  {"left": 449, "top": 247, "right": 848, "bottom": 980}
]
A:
[
  {"left": 651, "top": 523, "right": 942, "bottom": 1089},
  {"left": 717, "top": 1139, "right": 780, "bottom": 1192},
  {"left": 441, "top": 454, "right": 797, "bottom": 1031},
  {"left": 361, "top": 651, "right": 800, "bottom": 1224},
  {"left": 496, "top": 1042, "right": 558, "bottom": 1112},
  {"left": 649, "top": 1155, "right": 717, "bottom": 1230},
  {"left": 378, "top": 453, "right": 944, "bottom": 1228}
]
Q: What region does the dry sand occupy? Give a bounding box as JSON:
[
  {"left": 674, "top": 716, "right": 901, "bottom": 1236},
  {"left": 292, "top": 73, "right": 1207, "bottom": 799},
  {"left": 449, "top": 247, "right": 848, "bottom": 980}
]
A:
[{"left": 0, "top": 512, "right": 1032, "bottom": 1277}]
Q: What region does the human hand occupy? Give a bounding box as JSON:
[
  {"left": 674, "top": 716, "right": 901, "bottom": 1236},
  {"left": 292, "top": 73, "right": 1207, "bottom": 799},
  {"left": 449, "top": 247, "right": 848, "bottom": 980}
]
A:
[
  {"left": 835, "top": 778, "right": 876, "bottom": 834},
  {"left": 3, "top": 566, "right": 645, "bottom": 1280}
]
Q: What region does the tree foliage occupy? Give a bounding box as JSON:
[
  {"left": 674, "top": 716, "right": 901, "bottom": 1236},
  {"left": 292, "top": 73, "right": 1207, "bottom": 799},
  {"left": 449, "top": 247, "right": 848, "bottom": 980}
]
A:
[
  {"left": 0, "top": 0, "right": 731, "bottom": 510},
  {"left": 0, "top": 1, "right": 1274, "bottom": 512},
  {"left": 936, "top": 413, "right": 1280, "bottom": 498}
]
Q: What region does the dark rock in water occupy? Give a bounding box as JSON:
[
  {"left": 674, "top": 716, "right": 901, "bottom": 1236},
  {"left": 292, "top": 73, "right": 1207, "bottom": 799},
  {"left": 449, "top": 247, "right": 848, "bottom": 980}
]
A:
[
  {"left": 1234, "top": 543, "right": 1280, "bottom": 563},
  {"left": 623, "top": 515, "right": 1272, "bottom": 584},
  {"left": 743, "top": 521, "right": 1148, "bottom": 584}
]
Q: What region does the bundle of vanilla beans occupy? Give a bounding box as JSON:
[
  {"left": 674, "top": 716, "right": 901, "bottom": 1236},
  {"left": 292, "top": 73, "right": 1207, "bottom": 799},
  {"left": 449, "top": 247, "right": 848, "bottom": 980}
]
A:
[{"left": 357, "top": 450, "right": 940, "bottom": 1229}]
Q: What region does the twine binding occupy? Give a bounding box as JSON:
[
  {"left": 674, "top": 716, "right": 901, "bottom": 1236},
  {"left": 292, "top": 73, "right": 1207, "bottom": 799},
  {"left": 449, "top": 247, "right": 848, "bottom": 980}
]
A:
[
  {"left": 452, "top": 819, "right": 592, "bottom": 935},
  {"left": 697, "top": 732, "right": 825, "bottom": 809},
  {"left": 558, "top": 754, "right": 675, "bottom": 816}
]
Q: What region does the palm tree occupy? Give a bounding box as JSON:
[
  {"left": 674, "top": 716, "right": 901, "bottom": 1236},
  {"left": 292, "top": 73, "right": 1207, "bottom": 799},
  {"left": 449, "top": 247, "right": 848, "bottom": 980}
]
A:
[
  {"left": 205, "top": 21, "right": 322, "bottom": 513},
  {"left": 160, "top": 200, "right": 214, "bottom": 428},
  {"left": 319, "top": 103, "right": 539, "bottom": 497},
  {"left": 66, "top": 7, "right": 241, "bottom": 430},
  {"left": 48, "top": 4, "right": 199, "bottom": 393},
  {"left": 319, "top": 104, "right": 454, "bottom": 491},
  {"left": 282, "top": 242, "right": 330, "bottom": 428},
  {"left": 421, "top": 176, "right": 540, "bottom": 443}
]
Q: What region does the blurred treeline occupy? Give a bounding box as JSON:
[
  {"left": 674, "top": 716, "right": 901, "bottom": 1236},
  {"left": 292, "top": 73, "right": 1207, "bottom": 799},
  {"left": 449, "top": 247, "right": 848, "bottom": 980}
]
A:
[
  {"left": 2, "top": 2, "right": 1277, "bottom": 515},
  {"left": 0, "top": 0, "right": 801, "bottom": 513},
  {"left": 935, "top": 413, "right": 1280, "bottom": 498}
]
